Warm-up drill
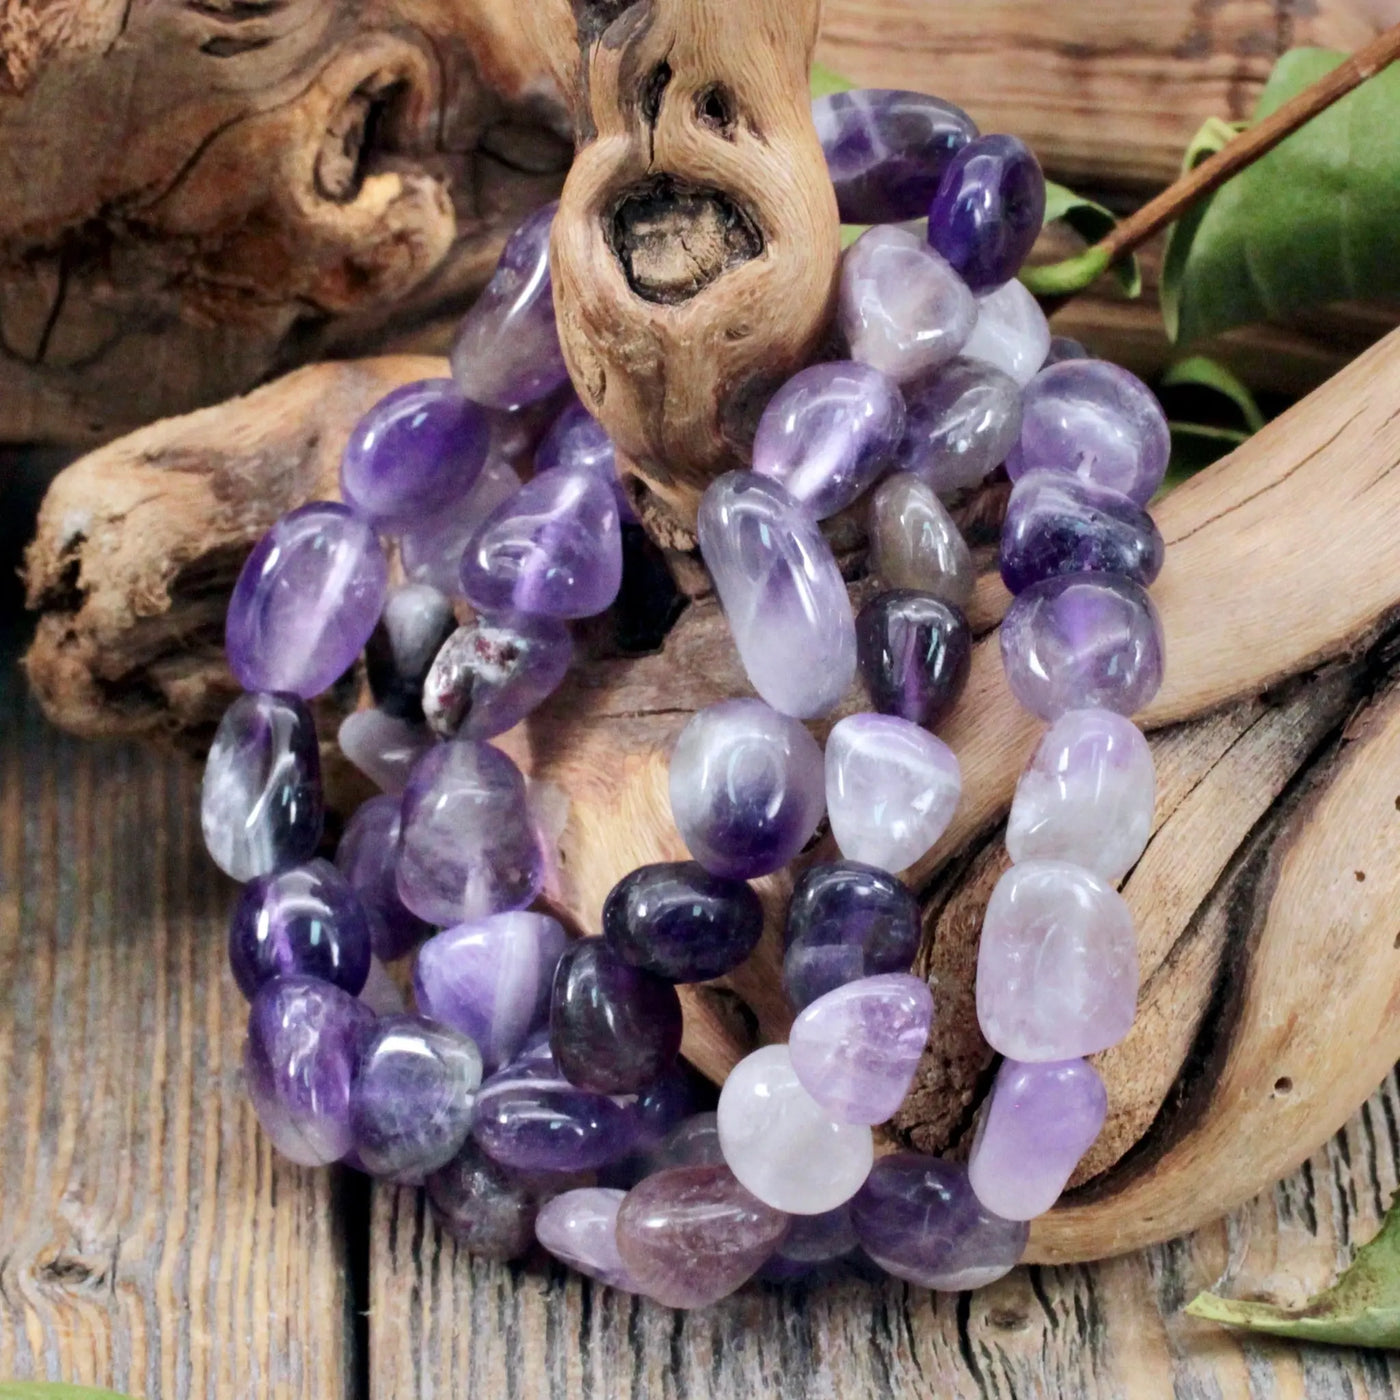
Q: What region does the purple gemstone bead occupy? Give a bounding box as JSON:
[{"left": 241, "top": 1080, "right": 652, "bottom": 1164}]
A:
[
  {"left": 1000, "top": 573, "right": 1165, "bottom": 721},
  {"left": 450, "top": 203, "right": 569, "bottom": 410},
  {"left": 536, "top": 1188, "right": 640, "bottom": 1291},
  {"left": 340, "top": 379, "right": 489, "bottom": 527},
  {"left": 396, "top": 740, "right": 544, "bottom": 925},
  {"left": 1000, "top": 470, "right": 1165, "bottom": 595},
  {"left": 868, "top": 472, "right": 975, "bottom": 606},
  {"left": 602, "top": 861, "right": 764, "bottom": 982},
  {"left": 813, "top": 88, "right": 978, "bottom": 224},
  {"left": 536, "top": 399, "right": 634, "bottom": 522},
  {"left": 927, "top": 134, "right": 1046, "bottom": 293},
  {"left": 243, "top": 975, "right": 375, "bottom": 1166},
  {"left": 426, "top": 1138, "right": 538, "bottom": 1260},
  {"left": 400, "top": 455, "right": 523, "bottom": 596},
  {"left": 856, "top": 590, "right": 972, "bottom": 729},
  {"left": 760, "top": 1203, "right": 859, "bottom": 1280},
  {"left": 633, "top": 1067, "right": 702, "bottom": 1151},
  {"left": 962, "top": 279, "right": 1051, "bottom": 387},
  {"left": 1044, "top": 336, "right": 1090, "bottom": 366},
  {"left": 851, "top": 1154, "right": 1027, "bottom": 1290},
  {"left": 228, "top": 858, "right": 373, "bottom": 1001},
  {"left": 413, "top": 913, "right": 568, "bottom": 1071},
  {"left": 335, "top": 795, "right": 430, "bottom": 962},
  {"left": 645, "top": 1112, "right": 726, "bottom": 1173},
  {"left": 697, "top": 472, "right": 856, "bottom": 718},
  {"left": 226, "top": 503, "right": 389, "bottom": 699},
  {"left": 1009, "top": 360, "right": 1171, "bottom": 505},
  {"left": 783, "top": 861, "right": 922, "bottom": 1011},
  {"left": 365, "top": 583, "right": 457, "bottom": 722},
  {"left": 896, "top": 357, "right": 1023, "bottom": 496},
  {"left": 337, "top": 708, "right": 435, "bottom": 795},
  {"left": 668, "top": 699, "right": 826, "bottom": 880},
  {"left": 201, "top": 691, "right": 323, "bottom": 881},
  {"left": 968, "top": 1058, "right": 1108, "bottom": 1220},
  {"left": 460, "top": 466, "right": 623, "bottom": 620}
]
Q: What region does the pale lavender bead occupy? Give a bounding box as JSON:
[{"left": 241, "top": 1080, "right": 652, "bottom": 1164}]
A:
[
  {"left": 697, "top": 472, "right": 856, "bottom": 718},
  {"left": 1006, "top": 708, "right": 1156, "bottom": 881},
  {"left": 536, "top": 1188, "right": 640, "bottom": 1291},
  {"left": 337, "top": 709, "right": 435, "bottom": 795},
  {"left": 450, "top": 203, "right": 569, "bottom": 410},
  {"left": 788, "top": 974, "right": 933, "bottom": 1126},
  {"left": 396, "top": 741, "right": 544, "bottom": 925},
  {"left": 839, "top": 226, "right": 976, "bottom": 383},
  {"left": 976, "top": 859, "right": 1139, "bottom": 1061},
  {"left": 1000, "top": 573, "right": 1165, "bottom": 721},
  {"left": 400, "top": 456, "right": 523, "bottom": 596},
  {"left": 413, "top": 913, "right": 568, "bottom": 1071},
  {"left": 227, "top": 503, "right": 389, "bottom": 698},
  {"left": 961, "top": 278, "right": 1051, "bottom": 387},
  {"left": 536, "top": 399, "right": 635, "bottom": 522},
  {"left": 335, "top": 795, "right": 430, "bottom": 962},
  {"left": 968, "top": 1058, "right": 1108, "bottom": 1220},
  {"left": 896, "top": 357, "right": 1023, "bottom": 496},
  {"left": 751, "top": 361, "right": 906, "bottom": 520},
  {"left": 669, "top": 699, "right": 826, "bottom": 880}
]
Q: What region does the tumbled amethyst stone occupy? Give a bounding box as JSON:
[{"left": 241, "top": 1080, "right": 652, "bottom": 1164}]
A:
[
  {"left": 760, "top": 1203, "right": 859, "bottom": 1280},
  {"left": 365, "top": 583, "right": 457, "bottom": 722},
  {"left": 812, "top": 88, "right": 978, "bottom": 223},
  {"left": 852, "top": 1154, "right": 1027, "bottom": 1290},
  {"left": 645, "top": 1112, "right": 727, "bottom": 1173},
  {"left": 1001, "top": 471, "right": 1165, "bottom": 594},
  {"left": 783, "top": 861, "right": 922, "bottom": 1011},
  {"left": 426, "top": 1138, "right": 538, "bottom": 1260},
  {"left": 896, "top": 357, "right": 1023, "bottom": 496},
  {"left": 962, "top": 278, "right": 1051, "bottom": 388},
  {"left": 856, "top": 589, "right": 972, "bottom": 729},
  {"left": 335, "top": 795, "right": 430, "bottom": 962},
  {"left": 201, "top": 691, "right": 323, "bottom": 882},
  {"left": 751, "top": 361, "right": 906, "bottom": 519},
  {"left": 1000, "top": 573, "right": 1165, "bottom": 721},
  {"left": 337, "top": 709, "right": 435, "bottom": 795},
  {"left": 1044, "top": 335, "right": 1090, "bottom": 366},
  {"left": 244, "top": 975, "right": 375, "bottom": 1166},
  {"left": 226, "top": 503, "right": 389, "bottom": 698},
  {"left": 669, "top": 699, "right": 826, "bottom": 880},
  {"left": 400, "top": 455, "right": 523, "bottom": 596},
  {"left": 536, "top": 1188, "right": 640, "bottom": 1291},
  {"left": 633, "top": 1065, "right": 701, "bottom": 1151},
  {"left": 228, "top": 857, "right": 373, "bottom": 1000},
  {"left": 340, "top": 379, "right": 489, "bottom": 527},
  {"left": 396, "top": 740, "right": 544, "bottom": 925},
  {"left": 535, "top": 399, "right": 634, "bottom": 521},
  {"left": 450, "top": 203, "right": 569, "bottom": 410}
]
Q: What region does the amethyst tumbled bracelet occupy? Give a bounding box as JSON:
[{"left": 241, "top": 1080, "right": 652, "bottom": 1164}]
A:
[{"left": 200, "top": 85, "right": 1169, "bottom": 1306}]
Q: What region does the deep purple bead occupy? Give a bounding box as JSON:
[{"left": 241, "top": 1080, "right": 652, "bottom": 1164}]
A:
[
  {"left": 856, "top": 590, "right": 972, "bottom": 728},
  {"left": 602, "top": 862, "right": 764, "bottom": 982},
  {"left": 927, "top": 134, "right": 1046, "bottom": 293},
  {"left": 335, "top": 794, "right": 429, "bottom": 962},
  {"left": 364, "top": 583, "right": 457, "bottom": 722},
  {"left": 549, "top": 942, "right": 683, "bottom": 1095},
  {"left": 228, "top": 858, "right": 373, "bottom": 1000},
  {"left": 633, "top": 1065, "right": 701, "bottom": 1151},
  {"left": 783, "top": 861, "right": 923, "bottom": 1011},
  {"left": 896, "top": 357, "right": 1023, "bottom": 497},
  {"left": 339, "top": 379, "right": 489, "bottom": 527},
  {"left": 426, "top": 1138, "right": 538, "bottom": 1260},
  {"left": 226, "top": 503, "right": 389, "bottom": 698},
  {"left": 812, "top": 89, "right": 979, "bottom": 223}
]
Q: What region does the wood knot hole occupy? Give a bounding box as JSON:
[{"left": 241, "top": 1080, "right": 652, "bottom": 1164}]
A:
[{"left": 1273, "top": 1076, "right": 1293, "bottom": 1095}]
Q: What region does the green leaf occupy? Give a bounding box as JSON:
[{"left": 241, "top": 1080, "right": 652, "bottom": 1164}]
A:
[
  {"left": 1160, "top": 354, "right": 1267, "bottom": 433},
  {"left": 1163, "top": 47, "right": 1400, "bottom": 345},
  {"left": 1187, "top": 1191, "right": 1400, "bottom": 1347},
  {"left": 810, "top": 62, "right": 854, "bottom": 99},
  {"left": 0, "top": 1386, "right": 135, "bottom": 1400}
]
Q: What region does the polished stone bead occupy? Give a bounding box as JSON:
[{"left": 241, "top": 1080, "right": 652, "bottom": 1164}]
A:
[
  {"left": 1000, "top": 470, "right": 1165, "bottom": 594},
  {"left": 365, "top": 583, "right": 457, "bottom": 721},
  {"left": 421, "top": 614, "right": 572, "bottom": 740},
  {"left": 968, "top": 1057, "right": 1108, "bottom": 1220},
  {"left": 350, "top": 1013, "right": 483, "bottom": 1180},
  {"left": 335, "top": 795, "right": 430, "bottom": 962},
  {"left": 977, "top": 859, "right": 1139, "bottom": 1061},
  {"left": 813, "top": 88, "right": 978, "bottom": 223},
  {"left": 633, "top": 1066, "right": 701, "bottom": 1151},
  {"left": 927, "top": 135, "right": 1046, "bottom": 293},
  {"left": 759, "top": 1203, "right": 860, "bottom": 1279},
  {"left": 868, "top": 472, "right": 974, "bottom": 606},
  {"left": 668, "top": 698, "right": 826, "bottom": 880},
  {"left": 400, "top": 455, "right": 523, "bottom": 596},
  {"left": 450, "top": 203, "right": 569, "bottom": 410},
  {"left": 856, "top": 590, "right": 972, "bottom": 729},
  {"left": 839, "top": 227, "right": 977, "bottom": 383},
  {"left": 602, "top": 861, "right": 763, "bottom": 982},
  {"left": 244, "top": 975, "right": 375, "bottom": 1166},
  {"left": 340, "top": 379, "right": 489, "bottom": 527},
  {"left": 752, "top": 361, "right": 906, "bottom": 519},
  {"left": 783, "top": 861, "right": 922, "bottom": 1011},
  {"left": 645, "top": 1112, "right": 727, "bottom": 1173},
  {"left": 396, "top": 741, "right": 543, "bottom": 924},
  {"left": 202, "top": 691, "right": 323, "bottom": 881},
  {"left": 1000, "top": 573, "right": 1165, "bottom": 721},
  {"left": 535, "top": 399, "right": 634, "bottom": 521},
  {"left": 549, "top": 941, "right": 683, "bottom": 1095},
  {"left": 460, "top": 466, "right": 623, "bottom": 620},
  {"left": 1006, "top": 708, "right": 1156, "bottom": 881},
  {"left": 229, "top": 857, "right": 373, "bottom": 1000},
  {"left": 718, "top": 1044, "right": 874, "bottom": 1214},
  {"left": 1044, "top": 335, "right": 1090, "bottom": 366},
  {"left": 536, "top": 1188, "right": 639, "bottom": 1290},
  {"left": 962, "top": 278, "right": 1051, "bottom": 387},
  {"left": 896, "top": 357, "right": 1023, "bottom": 496},
  {"left": 851, "top": 1154, "right": 1027, "bottom": 1289},
  {"left": 426, "top": 1138, "right": 538, "bottom": 1260},
  {"left": 615, "top": 1164, "right": 790, "bottom": 1308},
  {"left": 337, "top": 708, "right": 435, "bottom": 795},
  {"left": 1010, "top": 359, "right": 1170, "bottom": 505},
  {"left": 788, "top": 974, "right": 933, "bottom": 1126},
  {"left": 826, "top": 714, "right": 961, "bottom": 872},
  {"left": 226, "top": 503, "right": 389, "bottom": 698},
  {"left": 413, "top": 913, "right": 569, "bottom": 1071}
]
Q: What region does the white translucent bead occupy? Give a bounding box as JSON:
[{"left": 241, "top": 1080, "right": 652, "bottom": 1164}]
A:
[
  {"left": 338, "top": 709, "right": 435, "bottom": 795},
  {"left": 962, "top": 278, "right": 1051, "bottom": 387}
]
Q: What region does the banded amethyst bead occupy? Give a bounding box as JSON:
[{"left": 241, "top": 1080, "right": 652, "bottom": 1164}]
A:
[
  {"left": 668, "top": 699, "right": 826, "bottom": 880},
  {"left": 536, "top": 1188, "right": 639, "bottom": 1291},
  {"left": 698, "top": 472, "right": 856, "bottom": 718},
  {"left": 426, "top": 1139, "right": 538, "bottom": 1260},
  {"left": 201, "top": 691, "right": 323, "bottom": 881},
  {"left": 751, "top": 362, "right": 906, "bottom": 519},
  {"left": 335, "top": 795, "right": 430, "bottom": 962},
  {"left": 896, "top": 357, "right": 1022, "bottom": 496},
  {"left": 856, "top": 590, "right": 972, "bottom": 729},
  {"left": 962, "top": 278, "right": 1051, "bottom": 387},
  {"left": 1000, "top": 573, "right": 1165, "bottom": 721},
  {"left": 868, "top": 473, "right": 975, "bottom": 606},
  {"left": 228, "top": 858, "right": 373, "bottom": 1000},
  {"left": 365, "top": 583, "right": 457, "bottom": 721},
  {"left": 400, "top": 455, "right": 523, "bottom": 596},
  {"left": 851, "top": 1154, "right": 1027, "bottom": 1290},
  {"left": 337, "top": 709, "right": 435, "bottom": 795}
]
